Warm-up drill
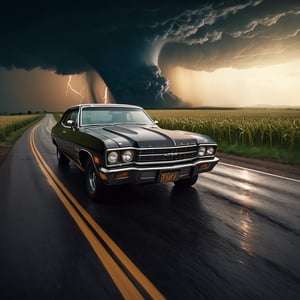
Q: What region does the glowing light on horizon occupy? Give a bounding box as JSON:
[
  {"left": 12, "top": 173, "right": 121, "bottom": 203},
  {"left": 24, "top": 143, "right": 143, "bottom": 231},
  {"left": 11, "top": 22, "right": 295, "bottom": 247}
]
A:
[{"left": 167, "top": 60, "right": 300, "bottom": 107}]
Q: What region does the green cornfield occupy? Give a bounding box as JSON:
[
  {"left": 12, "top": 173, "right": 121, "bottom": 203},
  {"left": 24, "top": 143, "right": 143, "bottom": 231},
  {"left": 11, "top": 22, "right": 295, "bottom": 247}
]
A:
[
  {"left": 147, "top": 109, "right": 300, "bottom": 162},
  {"left": 0, "top": 115, "right": 42, "bottom": 142}
]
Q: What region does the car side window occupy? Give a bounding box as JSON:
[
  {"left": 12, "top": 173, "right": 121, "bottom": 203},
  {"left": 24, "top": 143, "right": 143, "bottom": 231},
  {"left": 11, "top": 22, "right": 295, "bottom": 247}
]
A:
[{"left": 62, "top": 109, "right": 79, "bottom": 127}]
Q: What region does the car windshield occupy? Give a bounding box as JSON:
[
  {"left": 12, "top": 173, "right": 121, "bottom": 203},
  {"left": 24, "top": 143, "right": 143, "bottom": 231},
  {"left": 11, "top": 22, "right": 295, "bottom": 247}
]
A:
[{"left": 81, "top": 107, "right": 155, "bottom": 126}]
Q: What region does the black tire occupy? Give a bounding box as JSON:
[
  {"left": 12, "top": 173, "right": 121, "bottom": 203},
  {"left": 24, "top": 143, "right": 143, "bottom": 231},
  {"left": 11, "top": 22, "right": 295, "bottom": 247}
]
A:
[
  {"left": 57, "top": 147, "right": 69, "bottom": 165},
  {"left": 174, "top": 175, "right": 198, "bottom": 188},
  {"left": 85, "top": 159, "right": 105, "bottom": 201}
]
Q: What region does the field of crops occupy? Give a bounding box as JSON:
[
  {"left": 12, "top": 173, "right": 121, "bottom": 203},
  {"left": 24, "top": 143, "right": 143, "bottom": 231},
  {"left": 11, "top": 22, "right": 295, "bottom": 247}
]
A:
[
  {"left": 147, "top": 109, "right": 300, "bottom": 162},
  {"left": 0, "top": 115, "right": 42, "bottom": 142}
]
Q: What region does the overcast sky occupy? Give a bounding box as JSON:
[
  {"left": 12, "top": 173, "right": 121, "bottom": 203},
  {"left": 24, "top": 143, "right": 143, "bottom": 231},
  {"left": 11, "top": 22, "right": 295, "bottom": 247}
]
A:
[{"left": 0, "top": 0, "right": 299, "bottom": 112}]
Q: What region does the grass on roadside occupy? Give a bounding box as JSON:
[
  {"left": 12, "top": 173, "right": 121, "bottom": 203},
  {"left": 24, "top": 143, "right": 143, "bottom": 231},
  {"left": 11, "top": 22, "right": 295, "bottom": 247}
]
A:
[
  {"left": 0, "top": 114, "right": 44, "bottom": 164},
  {"left": 218, "top": 143, "right": 300, "bottom": 163},
  {"left": 52, "top": 113, "right": 62, "bottom": 122}
]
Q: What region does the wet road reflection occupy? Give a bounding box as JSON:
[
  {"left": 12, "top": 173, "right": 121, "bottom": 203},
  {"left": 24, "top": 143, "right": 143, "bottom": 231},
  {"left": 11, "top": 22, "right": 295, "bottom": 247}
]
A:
[{"left": 49, "top": 158, "right": 300, "bottom": 298}]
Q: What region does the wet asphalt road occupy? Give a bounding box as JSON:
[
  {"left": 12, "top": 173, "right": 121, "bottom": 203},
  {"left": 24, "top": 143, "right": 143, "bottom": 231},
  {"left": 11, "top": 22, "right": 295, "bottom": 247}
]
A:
[{"left": 0, "top": 115, "right": 299, "bottom": 299}]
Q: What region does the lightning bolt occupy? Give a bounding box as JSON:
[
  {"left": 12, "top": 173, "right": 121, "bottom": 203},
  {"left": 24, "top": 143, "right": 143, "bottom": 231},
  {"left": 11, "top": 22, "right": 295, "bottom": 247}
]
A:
[
  {"left": 104, "top": 86, "right": 108, "bottom": 104},
  {"left": 66, "top": 75, "right": 85, "bottom": 103}
]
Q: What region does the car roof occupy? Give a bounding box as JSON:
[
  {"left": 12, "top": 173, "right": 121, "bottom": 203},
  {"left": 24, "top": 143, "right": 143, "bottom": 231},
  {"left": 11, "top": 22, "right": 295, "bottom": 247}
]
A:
[{"left": 68, "top": 103, "right": 144, "bottom": 110}]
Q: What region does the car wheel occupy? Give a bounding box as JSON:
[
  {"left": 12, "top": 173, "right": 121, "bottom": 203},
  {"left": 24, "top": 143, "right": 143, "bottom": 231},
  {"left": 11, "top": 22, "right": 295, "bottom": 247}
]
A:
[
  {"left": 174, "top": 175, "right": 198, "bottom": 188},
  {"left": 57, "top": 147, "right": 69, "bottom": 165},
  {"left": 85, "top": 159, "right": 104, "bottom": 201}
]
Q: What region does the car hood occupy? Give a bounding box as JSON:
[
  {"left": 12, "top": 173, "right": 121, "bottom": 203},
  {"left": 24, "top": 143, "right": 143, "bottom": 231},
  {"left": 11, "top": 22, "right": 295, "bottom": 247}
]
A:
[{"left": 85, "top": 125, "right": 215, "bottom": 148}]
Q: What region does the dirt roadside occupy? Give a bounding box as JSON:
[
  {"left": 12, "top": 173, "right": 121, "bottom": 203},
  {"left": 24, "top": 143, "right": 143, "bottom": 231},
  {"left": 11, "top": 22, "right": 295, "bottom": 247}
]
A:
[{"left": 217, "top": 152, "right": 300, "bottom": 181}]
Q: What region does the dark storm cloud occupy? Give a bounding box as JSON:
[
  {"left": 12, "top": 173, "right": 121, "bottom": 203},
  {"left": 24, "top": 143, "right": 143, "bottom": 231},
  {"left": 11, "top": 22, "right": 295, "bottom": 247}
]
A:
[
  {"left": 159, "top": 0, "right": 300, "bottom": 71},
  {"left": 0, "top": 0, "right": 299, "bottom": 107}
]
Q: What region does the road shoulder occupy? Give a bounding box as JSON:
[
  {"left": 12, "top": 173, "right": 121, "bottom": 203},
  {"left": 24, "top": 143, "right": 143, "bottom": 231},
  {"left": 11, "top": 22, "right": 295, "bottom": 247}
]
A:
[{"left": 217, "top": 152, "right": 300, "bottom": 180}]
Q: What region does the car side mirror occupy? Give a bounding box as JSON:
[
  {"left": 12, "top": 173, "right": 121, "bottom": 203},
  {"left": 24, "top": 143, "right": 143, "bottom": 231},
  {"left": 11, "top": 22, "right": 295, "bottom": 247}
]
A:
[
  {"left": 67, "top": 120, "right": 75, "bottom": 127},
  {"left": 67, "top": 120, "right": 77, "bottom": 130}
]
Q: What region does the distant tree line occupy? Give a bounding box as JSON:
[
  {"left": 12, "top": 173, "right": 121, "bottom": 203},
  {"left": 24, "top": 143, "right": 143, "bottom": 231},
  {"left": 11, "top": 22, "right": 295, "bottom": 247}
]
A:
[{"left": 0, "top": 110, "right": 47, "bottom": 116}]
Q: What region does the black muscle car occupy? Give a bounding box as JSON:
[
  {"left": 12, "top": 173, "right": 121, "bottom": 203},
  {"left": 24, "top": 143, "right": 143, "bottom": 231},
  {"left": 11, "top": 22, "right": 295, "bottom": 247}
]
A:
[{"left": 51, "top": 104, "right": 219, "bottom": 200}]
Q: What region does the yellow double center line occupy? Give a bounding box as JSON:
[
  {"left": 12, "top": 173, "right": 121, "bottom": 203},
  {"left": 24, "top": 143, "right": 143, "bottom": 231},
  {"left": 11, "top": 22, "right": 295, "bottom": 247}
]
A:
[{"left": 30, "top": 124, "right": 165, "bottom": 300}]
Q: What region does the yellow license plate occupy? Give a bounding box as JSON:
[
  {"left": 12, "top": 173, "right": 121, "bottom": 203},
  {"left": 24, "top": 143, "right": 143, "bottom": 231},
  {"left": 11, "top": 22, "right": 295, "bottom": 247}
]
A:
[{"left": 160, "top": 172, "right": 179, "bottom": 182}]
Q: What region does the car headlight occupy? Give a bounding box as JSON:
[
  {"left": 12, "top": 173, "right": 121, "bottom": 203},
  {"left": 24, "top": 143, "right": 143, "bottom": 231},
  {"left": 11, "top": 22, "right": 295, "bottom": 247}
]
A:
[
  {"left": 121, "top": 150, "right": 134, "bottom": 163},
  {"left": 198, "top": 146, "right": 206, "bottom": 157},
  {"left": 107, "top": 151, "right": 119, "bottom": 164},
  {"left": 206, "top": 146, "right": 215, "bottom": 156}
]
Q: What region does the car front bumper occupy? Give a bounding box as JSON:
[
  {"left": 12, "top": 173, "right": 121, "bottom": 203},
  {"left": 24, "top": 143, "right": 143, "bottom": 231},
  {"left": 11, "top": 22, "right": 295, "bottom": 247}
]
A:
[{"left": 98, "top": 157, "right": 219, "bottom": 185}]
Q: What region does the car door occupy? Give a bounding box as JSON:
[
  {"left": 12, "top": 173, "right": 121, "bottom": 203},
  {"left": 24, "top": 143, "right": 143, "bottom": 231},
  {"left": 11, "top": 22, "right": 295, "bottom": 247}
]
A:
[{"left": 59, "top": 108, "right": 80, "bottom": 160}]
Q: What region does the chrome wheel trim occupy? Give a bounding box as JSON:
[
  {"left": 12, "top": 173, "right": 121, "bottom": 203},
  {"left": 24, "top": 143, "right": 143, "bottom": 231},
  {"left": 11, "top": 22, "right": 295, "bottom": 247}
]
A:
[{"left": 87, "top": 167, "right": 96, "bottom": 194}]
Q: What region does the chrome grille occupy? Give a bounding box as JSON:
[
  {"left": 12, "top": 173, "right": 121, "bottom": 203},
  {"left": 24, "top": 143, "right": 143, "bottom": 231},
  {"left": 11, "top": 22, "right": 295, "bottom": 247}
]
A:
[{"left": 136, "top": 145, "right": 198, "bottom": 164}]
